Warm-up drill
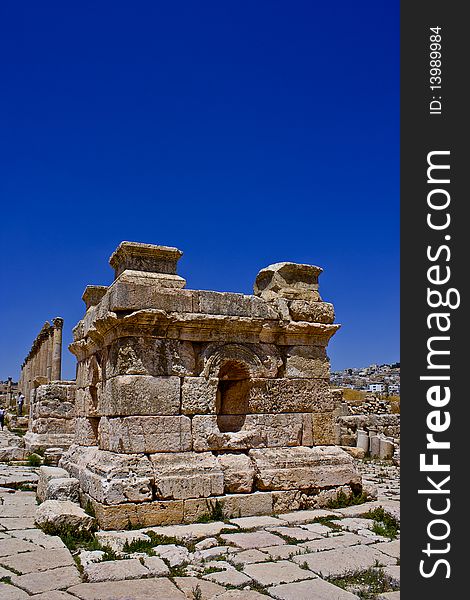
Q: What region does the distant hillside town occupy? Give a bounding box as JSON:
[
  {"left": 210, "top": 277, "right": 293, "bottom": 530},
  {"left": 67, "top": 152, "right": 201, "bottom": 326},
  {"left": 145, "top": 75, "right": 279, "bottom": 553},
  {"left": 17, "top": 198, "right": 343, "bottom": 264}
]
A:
[{"left": 330, "top": 362, "right": 400, "bottom": 396}]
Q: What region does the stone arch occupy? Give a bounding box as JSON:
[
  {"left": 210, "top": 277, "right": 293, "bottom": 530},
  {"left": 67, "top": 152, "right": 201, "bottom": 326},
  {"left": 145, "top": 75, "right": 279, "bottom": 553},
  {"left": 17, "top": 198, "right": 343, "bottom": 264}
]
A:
[{"left": 202, "top": 343, "right": 266, "bottom": 379}]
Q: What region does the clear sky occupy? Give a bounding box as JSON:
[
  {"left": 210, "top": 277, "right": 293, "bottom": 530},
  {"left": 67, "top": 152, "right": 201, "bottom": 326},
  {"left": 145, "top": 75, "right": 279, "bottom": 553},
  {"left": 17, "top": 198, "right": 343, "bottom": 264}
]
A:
[{"left": 0, "top": 1, "right": 399, "bottom": 382}]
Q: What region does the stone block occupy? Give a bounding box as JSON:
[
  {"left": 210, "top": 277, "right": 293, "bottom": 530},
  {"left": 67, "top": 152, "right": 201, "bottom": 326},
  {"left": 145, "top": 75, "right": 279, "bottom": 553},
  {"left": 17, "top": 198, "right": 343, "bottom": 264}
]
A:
[
  {"left": 32, "top": 397, "right": 75, "bottom": 419},
  {"left": 60, "top": 445, "right": 154, "bottom": 505},
  {"left": 94, "top": 530, "right": 152, "bottom": 553},
  {"left": 10, "top": 566, "right": 81, "bottom": 596},
  {"left": 46, "top": 478, "right": 80, "bottom": 503},
  {"left": 312, "top": 412, "right": 336, "bottom": 445},
  {"left": 288, "top": 300, "right": 335, "bottom": 324},
  {"left": 99, "top": 415, "right": 192, "bottom": 453},
  {"left": 173, "top": 577, "right": 226, "bottom": 599},
  {"left": 271, "top": 490, "right": 306, "bottom": 513},
  {"left": 34, "top": 381, "right": 76, "bottom": 404},
  {"left": 35, "top": 500, "right": 96, "bottom": 534},
  {"left": 243, "top": 559, "right": 315, "bottom": 586},
  {"left": 379, "top": 437, "right": 395, "bottom": 459},
  {"left": 203, "top": 569, "right": 252, "bottom": 587},
  {"left": 82, "top": 285, "right": 108, "bottom": 310},
  {"left": 67, "top": 578, "right": 186, "bottom": 599},
  {"left": 74, "top": 388, "right": 99, "bottom": 418},
  {"left": 181, "top": 376, "right": 218, "bottom": 414},
  {"left": 292, "top": 544, "right": 395, "bottom": 577},
  {"left": 150, "top": 452, "right": 224, "bottom": 499},
  {"left": 0, "top": 582, "right": 29, "bottom": 599},
  {"left": 0, "top": 446, "right": 27, "bottom": 461},
  {"left": 24, "top": 432, "right": 75, "bottom": 454},
  {"left": 284, "top": 345, "right": 330, "bottom": 378},
  {"left": 183, "top": 492, "right": 273, "bottom": 522},
  {"left": 254, "top": 262, "right": 322, "bottom": 301},
  {"left": 84, "top": 495, "right": 185, "bottom": 530},
  {"left": 268, "top": 579, "right": 361, "bottom": 600},
  {"left": 211, "top": 591, "right": 267, "bottom": 600},
  {"left": 192, "top": 414, "right": 309, "bottom": 451},
  {"left": 248, "top": 378, "right": 333, "bottom": 413},
  {"left": 142, "top": 555, "right": 170, "bottom": 576},
  {"left": 109, "top": 241, "right": 182, "bottom": 276},
  {"left": 76, "top": 356, "right": 102, "bottom": 389},
  {"left": 74, "top": 417, "right": 99, "bottom": 446},
  {"left": 0, "top": 547, "right": 74, "bottom": 574},
  {"left": 220, "top": 530, "right": 285, "bottom": 550},
  {"left": 195, "top": 290, "right": 278, "bottom": 319},
  {"left": 99, "top": 375, "right": 181, "bottom": 416},
  {"left": 84, "top": 558, "right": 149, "bottom": 582},
  {"left": 105, "top": 337, "right": 195, "bottom": 378},
  {"left": 217, "top": 453, "right": 255, "bottom": 493},
  {"left": 32, "top": 418, "right": 75, "bottom": 435},
  {"left": 108, "top": 281, "right": 194, "bottom": 312},
  {"left": 37, "top": 466, "right": 70, "bottom": 502},
  {"left": 249, "top": 446, "right": 358, "bottom": 491}
]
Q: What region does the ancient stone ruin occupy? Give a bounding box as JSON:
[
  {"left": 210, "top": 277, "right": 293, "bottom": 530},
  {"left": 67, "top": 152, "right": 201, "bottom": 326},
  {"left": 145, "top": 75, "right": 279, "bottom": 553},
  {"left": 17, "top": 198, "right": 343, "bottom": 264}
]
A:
[
  {"left": 19, "top": 318, "right": 64, "bottom": 403},
  {"left": 18, "top": 319, "right": 76, "bottom": 454},
  {"left": 60, "top": 241, "right": 360, "bottom": 529}
]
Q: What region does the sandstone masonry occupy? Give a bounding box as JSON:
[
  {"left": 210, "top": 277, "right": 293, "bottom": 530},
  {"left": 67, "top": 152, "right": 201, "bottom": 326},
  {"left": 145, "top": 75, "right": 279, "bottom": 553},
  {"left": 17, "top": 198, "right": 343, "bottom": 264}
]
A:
[{"left": 60, "top": 242, "right": 360, "bottom": 529}]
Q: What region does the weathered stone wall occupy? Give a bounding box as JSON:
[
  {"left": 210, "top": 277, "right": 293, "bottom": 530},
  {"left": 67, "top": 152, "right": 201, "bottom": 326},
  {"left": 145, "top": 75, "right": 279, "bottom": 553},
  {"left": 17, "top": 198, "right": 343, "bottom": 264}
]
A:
[
  {"left": 344, "top": 395, "right": 396, "bottom": 415},
  {"left": 24, "top": 381, "right": 76, "bottom": 453},
  {"left": 60, "top": 242, "right": 360, "bottom": 529},
  {"left": 18, "top": 317, "right": 64, "bottom": 407},
  {"left": 337, "top": 414, "right": 401, "bottom": 447}
]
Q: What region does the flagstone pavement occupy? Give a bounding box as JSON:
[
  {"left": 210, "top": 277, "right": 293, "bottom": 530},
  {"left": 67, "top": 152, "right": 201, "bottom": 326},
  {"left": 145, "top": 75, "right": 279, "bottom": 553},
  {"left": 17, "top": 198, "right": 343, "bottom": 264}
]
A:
[{"left": 0, "top": 429, "right": 400, "bottom": 600}]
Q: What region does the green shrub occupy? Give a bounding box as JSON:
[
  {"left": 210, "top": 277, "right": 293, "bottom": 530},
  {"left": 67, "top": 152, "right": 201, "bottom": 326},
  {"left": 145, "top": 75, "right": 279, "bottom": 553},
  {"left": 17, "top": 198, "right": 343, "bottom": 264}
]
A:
[
  {"left": 362, "top": 507, "right": 399, "bottom": 539},
  {"left": 122, "top": 538, "right": 155, "bottom": 556},
  {"left": 326, "top": 489, "right": 368, "bottom": 509},
  {"left": 26, "top": 453, "right": 42, "bottom": 467}
]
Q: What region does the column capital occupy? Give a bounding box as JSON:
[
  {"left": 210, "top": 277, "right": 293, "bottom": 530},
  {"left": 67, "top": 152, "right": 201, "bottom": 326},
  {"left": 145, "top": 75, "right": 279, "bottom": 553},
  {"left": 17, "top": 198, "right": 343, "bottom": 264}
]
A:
[{"left": 52, "top": 317, "right": 64, "bottom": 329}]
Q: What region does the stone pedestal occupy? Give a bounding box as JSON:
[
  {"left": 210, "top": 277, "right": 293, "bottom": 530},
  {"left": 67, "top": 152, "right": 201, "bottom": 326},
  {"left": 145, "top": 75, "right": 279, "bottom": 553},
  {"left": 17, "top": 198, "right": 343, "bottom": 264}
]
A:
[
  {"left": 356, "top": 429, "right": 369, "bottom": 453},
  {"left": 60, "top": 241, "right": 360, "bottom": 529},
  {"left": 24, "top": 381, "right": 76, "bottom": 453},
  {"left": 369, "top": 435, "right": 381, "bottom": 458},
  {"left": 379, "top": 436, "right": 395, "bottom": 460}
]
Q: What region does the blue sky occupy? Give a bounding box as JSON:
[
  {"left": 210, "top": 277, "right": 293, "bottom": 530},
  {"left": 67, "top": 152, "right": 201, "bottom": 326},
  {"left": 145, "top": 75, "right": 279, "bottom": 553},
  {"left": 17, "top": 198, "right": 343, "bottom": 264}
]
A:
[{"left": 0, "top": 1, "right": 399, "bottom": 381}]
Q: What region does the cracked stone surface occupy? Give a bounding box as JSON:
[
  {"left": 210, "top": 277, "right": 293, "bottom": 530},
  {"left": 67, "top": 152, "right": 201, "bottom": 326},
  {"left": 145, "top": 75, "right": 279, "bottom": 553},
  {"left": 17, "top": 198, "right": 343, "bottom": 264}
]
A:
[{"left": 0, "top": 429, "right": 400, "bottom": 599}]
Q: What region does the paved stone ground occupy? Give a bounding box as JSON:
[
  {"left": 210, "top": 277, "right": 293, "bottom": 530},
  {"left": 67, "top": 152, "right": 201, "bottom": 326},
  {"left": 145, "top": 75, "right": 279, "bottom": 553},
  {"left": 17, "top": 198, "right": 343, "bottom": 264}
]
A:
[{"left": 0, "top": 429, "right": 400, "bottom": 600}]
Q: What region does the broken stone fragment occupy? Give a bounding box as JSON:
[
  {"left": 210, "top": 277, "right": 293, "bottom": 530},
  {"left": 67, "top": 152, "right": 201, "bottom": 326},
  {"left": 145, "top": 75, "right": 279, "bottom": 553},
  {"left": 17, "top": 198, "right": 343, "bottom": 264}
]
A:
[
  {"left": 35, "top": 500, "right": 96, "bottom": 534},
  {"left": 288, "top": 300, "right": 335, "bottom": 324},
  {"left": 82, "top": 285, "right": 108, "bottom": 310},
  {"left": 254, "top": 262, "right": 323, "bottom": 301}
]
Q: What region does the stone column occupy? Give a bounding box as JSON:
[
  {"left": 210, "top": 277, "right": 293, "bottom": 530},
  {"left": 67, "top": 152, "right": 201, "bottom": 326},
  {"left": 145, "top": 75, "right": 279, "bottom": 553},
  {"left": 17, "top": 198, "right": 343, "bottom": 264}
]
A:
[
  {"left": 30, "top": 355, "right": 36, "bottom": 389},
  {"left": 26, "top": 361, "right": 32, "bottom": 402},
  {"left": 39, "top": 338, "right": 45, "bottom": 378},
  {"left": 51, "top": 318, "right": 64, "bottom": 380},
  {"left": 46, "top": 330, "right": 53, "bottom": 380},
  {"left": 7, "top": 376, "right": 13, "bottom": 409}
]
